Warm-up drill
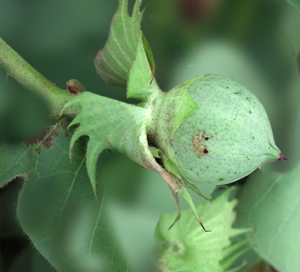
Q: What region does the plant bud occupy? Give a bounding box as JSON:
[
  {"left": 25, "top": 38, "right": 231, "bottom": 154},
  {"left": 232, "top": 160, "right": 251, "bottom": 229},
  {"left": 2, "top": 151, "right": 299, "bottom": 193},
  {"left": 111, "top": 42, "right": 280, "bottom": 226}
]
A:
[{"left": 149, "top": 74, "right": 285, "bottom": 185}]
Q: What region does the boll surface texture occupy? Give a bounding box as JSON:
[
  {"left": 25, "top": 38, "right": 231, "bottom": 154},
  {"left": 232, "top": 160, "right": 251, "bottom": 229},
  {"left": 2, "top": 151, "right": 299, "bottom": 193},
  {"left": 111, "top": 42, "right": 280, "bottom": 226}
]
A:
[{"left": 150, "top": 74, "right": 284, "bottom": 185}]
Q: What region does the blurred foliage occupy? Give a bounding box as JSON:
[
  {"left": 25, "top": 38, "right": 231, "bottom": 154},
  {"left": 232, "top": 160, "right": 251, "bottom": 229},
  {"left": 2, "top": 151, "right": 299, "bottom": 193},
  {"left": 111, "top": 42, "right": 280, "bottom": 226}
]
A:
[
  {"left": 286, "top": 0, "right": 300, "bottom": 13},
  {"left": 154, "top": 188, "right": 250, "bottom": 272},
  {"left": 0, "top": 70, "right": 54, "bottom": 143},
  {"left": 0, "top": 0, "right": 300, "bottom": 271},
  {"left": 236, "top": 161, "right": 300, "bottom": 272},
  {"left": 0, "top": 119, "right": 130, "bottom": 271}
]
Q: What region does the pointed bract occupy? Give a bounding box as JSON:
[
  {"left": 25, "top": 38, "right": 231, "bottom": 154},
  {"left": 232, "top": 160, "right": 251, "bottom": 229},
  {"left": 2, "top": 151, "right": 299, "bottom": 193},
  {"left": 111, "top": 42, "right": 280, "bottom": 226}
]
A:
[{"left": 63, "top": 92, "right": 151, "bottom": 197}]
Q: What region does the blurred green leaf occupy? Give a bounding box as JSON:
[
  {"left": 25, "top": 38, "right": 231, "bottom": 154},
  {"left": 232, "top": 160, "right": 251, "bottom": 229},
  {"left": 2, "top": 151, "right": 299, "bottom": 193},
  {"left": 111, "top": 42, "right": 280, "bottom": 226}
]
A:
[
  {"left": 236, "top": 162, "right": 300, "bottom": 272},
  {"left": 94, "top": 0, "right": 143, "bottom": 88},
  {"left": 297, "top": 43, "right": 300, "bottom": 74},
  {"left": 154, "top": 188, "right": 249, "bottom": 272},
  {"left": 0, "top": 73, "right": 53, "bottom": 143},
  {"left": 0, "top": 178, "right": 25, "bottom": 239},
  {"left": 8, "top": 246, "right": 56, "bottom": 272},
  {"left": 0, "top": 119, "right": 130, "bottom": 272},
  {"left": 220, "top": 234, "right": 251, "bottom": 271},
  {"left": 287, "top": 0, "right": 300, "bottom": 13}
]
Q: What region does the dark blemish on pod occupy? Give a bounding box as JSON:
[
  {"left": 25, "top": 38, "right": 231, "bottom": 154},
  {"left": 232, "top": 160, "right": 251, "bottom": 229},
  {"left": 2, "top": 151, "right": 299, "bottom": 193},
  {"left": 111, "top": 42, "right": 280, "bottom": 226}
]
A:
[
  {"left": 218, "top": 178, "right": 224, "bottom": 181},
  {"left": 193, "top": 131, "right": 211, "bottom": 157},
  {"left": 249, "top": 110, "right": 252, "bottom": 114}
]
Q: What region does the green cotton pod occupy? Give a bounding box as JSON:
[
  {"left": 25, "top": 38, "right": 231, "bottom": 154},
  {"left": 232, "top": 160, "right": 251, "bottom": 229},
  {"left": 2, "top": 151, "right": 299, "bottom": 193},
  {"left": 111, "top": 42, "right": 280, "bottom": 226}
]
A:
[{"left": 150, "top": 74, "right": 285, "bottom": 185}]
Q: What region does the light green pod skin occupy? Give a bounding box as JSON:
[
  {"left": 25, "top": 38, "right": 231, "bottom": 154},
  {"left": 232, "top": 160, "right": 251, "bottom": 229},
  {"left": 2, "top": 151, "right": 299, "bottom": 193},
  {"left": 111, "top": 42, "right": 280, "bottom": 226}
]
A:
[{"left": 150, "top": 74, "right": 282, "bottom": 185}]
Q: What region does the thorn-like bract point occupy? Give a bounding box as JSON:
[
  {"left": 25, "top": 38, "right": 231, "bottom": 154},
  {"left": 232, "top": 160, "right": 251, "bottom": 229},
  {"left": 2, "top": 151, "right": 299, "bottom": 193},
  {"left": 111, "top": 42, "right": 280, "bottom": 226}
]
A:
[{"left": 277, "top": 152, "right": 288, "bottom": 161}]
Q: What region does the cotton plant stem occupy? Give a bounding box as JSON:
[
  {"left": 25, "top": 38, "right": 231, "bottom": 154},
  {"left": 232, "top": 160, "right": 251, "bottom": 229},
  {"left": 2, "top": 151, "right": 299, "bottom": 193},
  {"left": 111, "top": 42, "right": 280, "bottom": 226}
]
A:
[{"left": 0, "top": 37, "right": 75, "bottom": 118}]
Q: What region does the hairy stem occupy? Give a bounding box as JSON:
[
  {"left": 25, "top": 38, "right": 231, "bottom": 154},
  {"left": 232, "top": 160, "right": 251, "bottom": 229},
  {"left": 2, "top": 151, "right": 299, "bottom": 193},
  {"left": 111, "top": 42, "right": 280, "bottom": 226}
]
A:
[{"left": 0, "top": 37, "right": 75, "bottom": 118}]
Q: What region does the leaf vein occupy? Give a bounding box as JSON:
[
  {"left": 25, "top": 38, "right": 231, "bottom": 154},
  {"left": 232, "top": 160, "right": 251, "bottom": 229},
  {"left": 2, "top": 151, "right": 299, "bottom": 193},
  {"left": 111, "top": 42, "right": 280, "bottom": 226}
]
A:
[
  {"left": 89, "top": 187, "right": 107, "bottom": 255},
  {"left": 98, "top": 68, "right": 125, "bottom": 86},
  {"left": 120, "top": 1, "right": 131, "bottom": 52},
  {"left": 99, "top": 51, "right": 127, "bottom": 81},
  {"left": 110, "top": 24, "right": 131, "bottom": 66},
  {"left": 56, "top": 157, "right": 85, "bottom": 235},
  {"left": 105, "top": 44, "right": 128, "bottom": 75}
]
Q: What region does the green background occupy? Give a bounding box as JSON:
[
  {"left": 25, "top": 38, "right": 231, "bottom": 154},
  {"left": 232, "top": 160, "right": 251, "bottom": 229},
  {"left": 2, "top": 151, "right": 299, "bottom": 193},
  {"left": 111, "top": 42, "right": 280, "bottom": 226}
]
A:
[{"left": 0, "top": 0, "right": 299, "bottom": 271}]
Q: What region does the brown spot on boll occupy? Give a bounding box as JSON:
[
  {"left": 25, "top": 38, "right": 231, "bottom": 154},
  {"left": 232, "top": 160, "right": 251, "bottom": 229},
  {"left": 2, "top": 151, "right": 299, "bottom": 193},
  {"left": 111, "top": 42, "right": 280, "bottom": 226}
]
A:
[{"left": 192, "top": 131, "right": 210, "bottom": 157}]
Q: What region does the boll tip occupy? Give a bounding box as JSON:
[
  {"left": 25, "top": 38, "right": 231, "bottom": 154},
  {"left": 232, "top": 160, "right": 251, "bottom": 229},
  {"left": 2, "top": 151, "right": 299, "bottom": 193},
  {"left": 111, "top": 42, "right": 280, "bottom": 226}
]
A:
[{"left": 277, "top": 152, "right": 288, "bottom": 161}]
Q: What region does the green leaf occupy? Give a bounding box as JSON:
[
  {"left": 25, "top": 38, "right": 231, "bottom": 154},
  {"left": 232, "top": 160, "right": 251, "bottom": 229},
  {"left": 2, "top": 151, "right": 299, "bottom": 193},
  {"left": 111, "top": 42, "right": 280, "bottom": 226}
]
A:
[
  {"left": 287, "top": 0, "right": 300, "bottom": 13},
  {"left": 94, "top": 0, "right": 143, "bottom": 88},
  {"left": 0, "top": 119, "right": 130, "bottom": 272},
  {"left": 236, "top": 162, "right": 300, "bottom": 272},
  {"left": 154, "top": 188, "right": 248, "bottom": 272}
]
